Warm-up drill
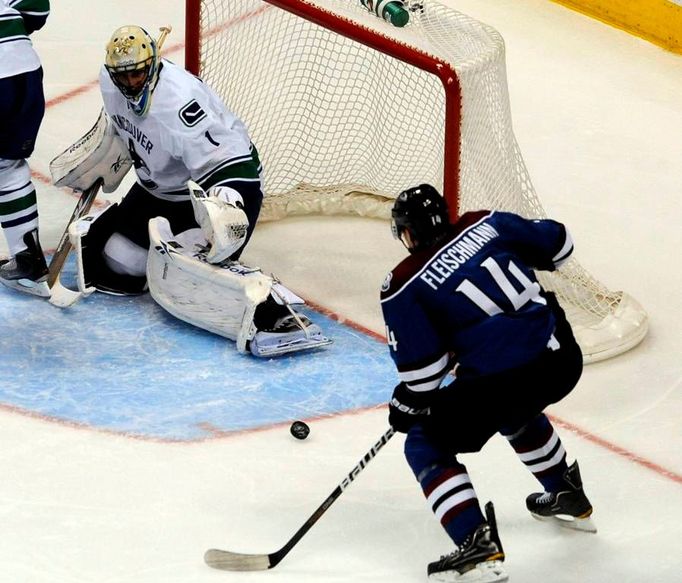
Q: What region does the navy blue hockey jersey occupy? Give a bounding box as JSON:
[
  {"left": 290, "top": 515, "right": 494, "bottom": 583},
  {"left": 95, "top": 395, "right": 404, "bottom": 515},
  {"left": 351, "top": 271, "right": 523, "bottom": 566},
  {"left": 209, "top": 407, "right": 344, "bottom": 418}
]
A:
[{"left": 380, "top": 210, "right": 574, "bottom": 393}]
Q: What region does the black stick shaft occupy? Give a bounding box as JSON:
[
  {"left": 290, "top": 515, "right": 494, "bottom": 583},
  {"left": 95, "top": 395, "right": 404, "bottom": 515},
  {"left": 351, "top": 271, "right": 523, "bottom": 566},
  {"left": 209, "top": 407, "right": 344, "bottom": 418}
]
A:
[
  {"left": 271, "top": 426, "right": 395, "bottom": 567},
  {"left": 204, "top": 426, "right": 396, "bottom": 571}
]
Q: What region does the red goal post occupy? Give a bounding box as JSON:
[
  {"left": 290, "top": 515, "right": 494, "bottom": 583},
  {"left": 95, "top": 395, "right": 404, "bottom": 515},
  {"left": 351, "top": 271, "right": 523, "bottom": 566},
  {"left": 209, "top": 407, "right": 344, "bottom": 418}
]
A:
[{"left": 184, "top": 0, "right": 648, "bottom": 362}]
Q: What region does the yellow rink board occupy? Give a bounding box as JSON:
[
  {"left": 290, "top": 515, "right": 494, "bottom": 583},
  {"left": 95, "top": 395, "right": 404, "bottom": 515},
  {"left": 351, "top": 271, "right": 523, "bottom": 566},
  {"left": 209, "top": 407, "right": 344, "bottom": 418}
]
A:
[{"left": 551, "top": 0, "right": 682, "bottom": 53}]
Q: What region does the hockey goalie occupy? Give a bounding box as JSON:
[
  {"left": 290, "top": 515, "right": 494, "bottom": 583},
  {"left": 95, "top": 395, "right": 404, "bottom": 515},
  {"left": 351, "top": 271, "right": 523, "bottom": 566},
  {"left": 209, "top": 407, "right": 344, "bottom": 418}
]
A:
[
  {"left": 50, "top": 24, "right": 331, "bottom": 357},
  {"left": 66, "top": 172, "right": 331, "bottom": 358}
]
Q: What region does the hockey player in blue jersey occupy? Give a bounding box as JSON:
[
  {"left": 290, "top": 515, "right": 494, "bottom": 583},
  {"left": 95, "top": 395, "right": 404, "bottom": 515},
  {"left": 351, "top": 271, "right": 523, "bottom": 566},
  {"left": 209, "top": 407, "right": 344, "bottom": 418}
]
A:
[
  {"left": 0, "top": 0, "right": 51, "bottom": 296},
  {"left": 381, "top": 184, "right": 595, "bottom": 582}
]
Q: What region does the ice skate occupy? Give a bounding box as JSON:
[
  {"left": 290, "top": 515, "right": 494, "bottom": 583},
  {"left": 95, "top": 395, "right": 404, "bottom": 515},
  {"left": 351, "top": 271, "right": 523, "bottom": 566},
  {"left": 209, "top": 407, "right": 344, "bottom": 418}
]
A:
[
  {"left": 526, "top": 460, "right": 596, "bottom": 533},
  {"left": 249, "top": 312, "right": 332, "bottom": 357},
  {"left": 0, "top": 229, "right": 50, "bottom": 297},
  {"left": 427, "top": 502, "right": 508, "bottom": 582}
]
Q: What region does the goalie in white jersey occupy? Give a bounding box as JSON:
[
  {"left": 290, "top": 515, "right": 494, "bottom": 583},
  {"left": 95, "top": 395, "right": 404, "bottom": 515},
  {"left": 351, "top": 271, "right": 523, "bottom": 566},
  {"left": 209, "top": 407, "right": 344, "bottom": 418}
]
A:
[
  {"left": 91, "top": 24, "right": 262, "bottom": 292},
  {"left": 62, "top": 25, "right": 330, "bottom": 357}
]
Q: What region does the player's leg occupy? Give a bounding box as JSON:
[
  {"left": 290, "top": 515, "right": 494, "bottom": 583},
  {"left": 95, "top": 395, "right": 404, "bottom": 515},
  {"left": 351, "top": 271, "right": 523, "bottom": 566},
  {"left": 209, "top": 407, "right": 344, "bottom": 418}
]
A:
[
  {"left": 0, "top": 68, "right": 48, "bottom": 289},
  {"left": 502, "top": 414, "right": 595, "bottom": 532},
  {"left": 70, "top": 183, "right": 154, "bottom": 295},
  {"left": 78, "top": 182, "right": 200, "bottom": 295},
  {"left": 404, "top": 425, "right": 507, "bottom": 582},
  {"left": 500, "top": 316, "right": 595, "bottom": 532}
]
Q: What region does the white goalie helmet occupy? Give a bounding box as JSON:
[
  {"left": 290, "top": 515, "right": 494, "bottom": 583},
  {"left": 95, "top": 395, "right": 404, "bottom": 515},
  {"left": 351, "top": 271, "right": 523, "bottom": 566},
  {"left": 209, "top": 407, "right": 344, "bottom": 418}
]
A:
[{"left": 104, "top": 25, "right": 160, "bottom": 116}]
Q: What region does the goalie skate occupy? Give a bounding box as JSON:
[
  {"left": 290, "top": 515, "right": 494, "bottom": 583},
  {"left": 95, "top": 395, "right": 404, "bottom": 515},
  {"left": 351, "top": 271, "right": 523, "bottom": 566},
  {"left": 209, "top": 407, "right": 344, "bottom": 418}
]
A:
[{"left": 249, "top": 314, "right": 332, "bottom": 357}]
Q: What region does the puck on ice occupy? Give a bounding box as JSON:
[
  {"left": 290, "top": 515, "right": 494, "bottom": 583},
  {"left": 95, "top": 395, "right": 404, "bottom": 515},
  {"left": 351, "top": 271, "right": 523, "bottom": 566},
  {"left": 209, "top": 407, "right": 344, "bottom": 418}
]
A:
[{"left": 290, "top": 421, "right": 310, "bottom": 440}]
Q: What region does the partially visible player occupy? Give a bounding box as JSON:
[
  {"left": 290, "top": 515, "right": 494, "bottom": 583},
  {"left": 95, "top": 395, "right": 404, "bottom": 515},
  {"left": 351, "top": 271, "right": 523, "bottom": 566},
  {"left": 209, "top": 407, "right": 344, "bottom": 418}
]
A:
[
  {"left": 0, "top": 0, "right": 50, "bottom": 296},
  {"left": 381, "top": 184, "right": 595, "bottom": 582},
  {"left": 56, "top": 24, "right": 329, "bottom": 356}
]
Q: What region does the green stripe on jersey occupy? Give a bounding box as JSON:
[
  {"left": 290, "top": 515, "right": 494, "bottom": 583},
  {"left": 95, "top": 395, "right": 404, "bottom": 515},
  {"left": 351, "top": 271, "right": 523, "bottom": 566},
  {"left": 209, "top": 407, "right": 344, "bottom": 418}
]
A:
[
  {"left": 0, "top": 17, "right": 27, "bottom": 39},
  {"left": 199, "top": 159, "right": 261, "bottom": 191},
  {"left": 12, "top": 0, "right": 50, "bottom": 14}
]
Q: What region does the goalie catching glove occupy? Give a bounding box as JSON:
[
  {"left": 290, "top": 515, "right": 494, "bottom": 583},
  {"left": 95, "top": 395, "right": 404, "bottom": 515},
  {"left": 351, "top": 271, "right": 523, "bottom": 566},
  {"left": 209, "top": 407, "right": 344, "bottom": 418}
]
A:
[
  {"left": 189, "top": 180, "right": 249, "bottom": 263},
  {"left": 389, "top": 382, "right": 433, "bottom": 433}
]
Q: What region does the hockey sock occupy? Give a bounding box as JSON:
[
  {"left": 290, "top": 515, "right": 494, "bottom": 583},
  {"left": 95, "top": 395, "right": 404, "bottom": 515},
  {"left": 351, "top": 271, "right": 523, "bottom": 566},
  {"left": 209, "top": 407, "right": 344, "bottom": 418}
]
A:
[
  {"left": 405, "top": 425, "right": 484, "bottom": 546},
  {"left": 0, "top": 160, "right": 39, "bottom": 256},
  {"left": 502, "top": 413, "right": 568, "bottom": 492},
  {"left": 420, "top": 463, "right": 485, "bottom": 546}
]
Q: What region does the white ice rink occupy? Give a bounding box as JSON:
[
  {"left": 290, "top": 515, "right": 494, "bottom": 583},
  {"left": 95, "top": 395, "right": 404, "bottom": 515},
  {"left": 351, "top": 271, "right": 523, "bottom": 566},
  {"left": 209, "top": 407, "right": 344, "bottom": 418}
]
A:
[{"left": 1, "top": 0, "right": 681, "bottom": 582}]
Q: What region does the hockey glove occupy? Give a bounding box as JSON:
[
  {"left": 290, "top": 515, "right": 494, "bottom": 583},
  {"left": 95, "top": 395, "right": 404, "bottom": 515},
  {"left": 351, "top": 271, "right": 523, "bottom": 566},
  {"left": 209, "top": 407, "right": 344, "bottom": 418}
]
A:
[{"left": 388, "top": 382, "right": 432, "bottom": 433}]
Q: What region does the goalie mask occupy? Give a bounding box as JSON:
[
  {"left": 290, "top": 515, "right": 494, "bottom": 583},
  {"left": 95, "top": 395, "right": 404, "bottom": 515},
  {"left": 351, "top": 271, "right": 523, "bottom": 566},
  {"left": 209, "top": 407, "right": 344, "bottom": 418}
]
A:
[
  {"left": 105, "top": 25, "right": 160, "bottom": 116},
  {"left": 391, "top": 184, "right": 450, "bottom": 253}
]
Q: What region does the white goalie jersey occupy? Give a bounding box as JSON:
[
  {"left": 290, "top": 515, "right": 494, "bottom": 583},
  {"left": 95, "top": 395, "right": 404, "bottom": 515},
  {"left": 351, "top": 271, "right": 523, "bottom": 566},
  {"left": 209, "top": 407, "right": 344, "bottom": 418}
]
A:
[{"left": 99, "top": 59, "right": 258, "bottom": 200}]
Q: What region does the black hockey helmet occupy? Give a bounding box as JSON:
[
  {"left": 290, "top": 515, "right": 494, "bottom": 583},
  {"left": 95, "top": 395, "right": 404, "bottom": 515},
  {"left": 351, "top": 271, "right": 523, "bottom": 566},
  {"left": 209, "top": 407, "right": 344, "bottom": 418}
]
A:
[{"left": 391, "top": 184, "right": 449, "bottom": 252}]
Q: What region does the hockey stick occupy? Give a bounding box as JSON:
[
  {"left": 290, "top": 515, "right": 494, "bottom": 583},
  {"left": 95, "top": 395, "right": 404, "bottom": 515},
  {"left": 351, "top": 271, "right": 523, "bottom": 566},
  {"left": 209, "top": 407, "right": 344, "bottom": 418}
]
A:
[
  {"left": 47, "top": 179, "right": 102, "bottom": 307},
  {"left": 204, "top": 426, "right": 395, "bottom": 571}
]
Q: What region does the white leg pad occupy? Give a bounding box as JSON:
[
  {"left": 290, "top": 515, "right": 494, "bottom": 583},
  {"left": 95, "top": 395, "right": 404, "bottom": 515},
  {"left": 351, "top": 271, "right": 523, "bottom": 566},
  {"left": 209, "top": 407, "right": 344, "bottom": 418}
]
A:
[
  {"left": 147, "top": 217, "right": 272, "bottom": 352},
  {"left": 67, "top": 216, "right": 98, "bottom": 297}
]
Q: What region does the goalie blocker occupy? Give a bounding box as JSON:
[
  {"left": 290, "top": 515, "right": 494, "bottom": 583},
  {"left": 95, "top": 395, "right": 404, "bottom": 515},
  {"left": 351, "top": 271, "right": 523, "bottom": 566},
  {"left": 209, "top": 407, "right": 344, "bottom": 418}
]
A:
[
  {"left": 50, "top": 108, "right": 132, "bottom": 194},
  {"left": 147, "top": 217, "right": 332, "bottom": 357}
]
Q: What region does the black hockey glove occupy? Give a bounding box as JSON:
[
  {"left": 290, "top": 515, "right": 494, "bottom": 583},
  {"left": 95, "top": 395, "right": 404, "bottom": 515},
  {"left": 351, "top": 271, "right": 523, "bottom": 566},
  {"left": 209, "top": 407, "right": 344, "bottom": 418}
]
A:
[{"left": 388, "top": 382, "right": 432, "bottom": 433}]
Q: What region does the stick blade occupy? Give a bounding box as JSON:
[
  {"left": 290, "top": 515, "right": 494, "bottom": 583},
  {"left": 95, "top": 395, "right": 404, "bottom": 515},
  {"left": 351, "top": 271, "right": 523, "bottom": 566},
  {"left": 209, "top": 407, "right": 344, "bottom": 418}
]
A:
[
  {"left": 48, "top": 280, "right": 83, "bottom": 308},
  {"left": 204, "top": 549, "right": 273, "bottom": 571}
]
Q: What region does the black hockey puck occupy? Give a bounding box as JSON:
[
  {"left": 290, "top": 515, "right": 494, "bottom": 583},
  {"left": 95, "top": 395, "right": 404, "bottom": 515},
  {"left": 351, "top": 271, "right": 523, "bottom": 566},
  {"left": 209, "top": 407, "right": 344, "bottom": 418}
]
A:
[{"left": 290, "top": 420, "right": 310, "bottom": 440}]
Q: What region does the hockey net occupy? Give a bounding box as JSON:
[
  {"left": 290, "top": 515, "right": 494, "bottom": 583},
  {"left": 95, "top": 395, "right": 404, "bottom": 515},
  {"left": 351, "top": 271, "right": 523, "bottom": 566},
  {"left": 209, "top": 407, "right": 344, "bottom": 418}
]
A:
[{"left": 185, "top": 0, "right": 648, "bottom": 362}]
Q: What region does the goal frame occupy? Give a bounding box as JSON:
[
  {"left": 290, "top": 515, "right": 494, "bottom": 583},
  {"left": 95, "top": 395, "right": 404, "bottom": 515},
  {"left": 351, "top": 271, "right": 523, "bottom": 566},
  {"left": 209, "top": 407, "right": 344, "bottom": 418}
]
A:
[{"left": 184, "top": 0, "right": 462, "bottom": 219}]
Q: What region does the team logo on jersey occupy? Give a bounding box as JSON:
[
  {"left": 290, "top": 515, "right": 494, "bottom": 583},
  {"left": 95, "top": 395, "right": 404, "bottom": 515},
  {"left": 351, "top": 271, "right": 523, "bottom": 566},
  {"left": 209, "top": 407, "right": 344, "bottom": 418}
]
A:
[
  {"left": 179, "top": 100, "right": 207, "bottom": 127},
  {"left": 381, "top": 272, "right": 393, "bottom": 292}
]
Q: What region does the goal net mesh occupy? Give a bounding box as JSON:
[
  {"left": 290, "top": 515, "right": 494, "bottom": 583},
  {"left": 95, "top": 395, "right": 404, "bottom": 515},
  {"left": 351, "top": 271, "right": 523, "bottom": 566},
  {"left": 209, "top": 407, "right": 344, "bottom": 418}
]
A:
[{"left": 187, "top": 0, "right": 648, "bottom": 362}]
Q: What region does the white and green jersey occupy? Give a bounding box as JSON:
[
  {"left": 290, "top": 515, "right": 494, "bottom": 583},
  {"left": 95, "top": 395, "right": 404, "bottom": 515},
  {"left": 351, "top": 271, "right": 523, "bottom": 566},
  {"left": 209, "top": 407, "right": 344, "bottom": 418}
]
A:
[
  {"left": 0, "top": 0, "right": 50, "bottom": 79},
  {"left": 100, "top": 59, "right": 262, "bottom": 202}
]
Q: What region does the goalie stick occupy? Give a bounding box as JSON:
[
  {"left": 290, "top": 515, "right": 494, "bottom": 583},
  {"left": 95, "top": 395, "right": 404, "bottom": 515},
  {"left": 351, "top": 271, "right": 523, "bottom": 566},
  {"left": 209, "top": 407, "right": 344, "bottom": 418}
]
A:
[
  {"left": 204, "top": 426, "right": 395, "bottom": 571},
  {"left": 47, "top": 179, "right": 102, "bottom": 308}
]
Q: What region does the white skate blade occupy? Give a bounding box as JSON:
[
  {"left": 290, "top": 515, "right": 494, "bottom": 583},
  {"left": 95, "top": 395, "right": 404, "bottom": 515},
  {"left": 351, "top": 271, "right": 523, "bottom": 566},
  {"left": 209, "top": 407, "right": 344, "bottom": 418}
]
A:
[
  {"left": 250, "top": 335, "right": 332, "bottom": 357},
  {"left": 0, "top": 276, "right": 50, "bottom": 298},
  {"left": 531, "top": 512, "right": 597, "bottom": 533},
  {"left": 429, "top": 559, "right": 508, "bottom": 583}
]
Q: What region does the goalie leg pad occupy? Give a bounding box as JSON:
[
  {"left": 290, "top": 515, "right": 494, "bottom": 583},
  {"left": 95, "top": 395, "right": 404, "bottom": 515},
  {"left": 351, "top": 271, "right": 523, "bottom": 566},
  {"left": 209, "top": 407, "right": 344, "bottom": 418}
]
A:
[
  {"left": 147, "top": 217, "right": 272, "bottom": 351},
  {"left": 69, "top": 203, "right": 147, "bottom": 296},
  {"left": 147, "top": 217, "right": 331, "bottom": 356}
]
